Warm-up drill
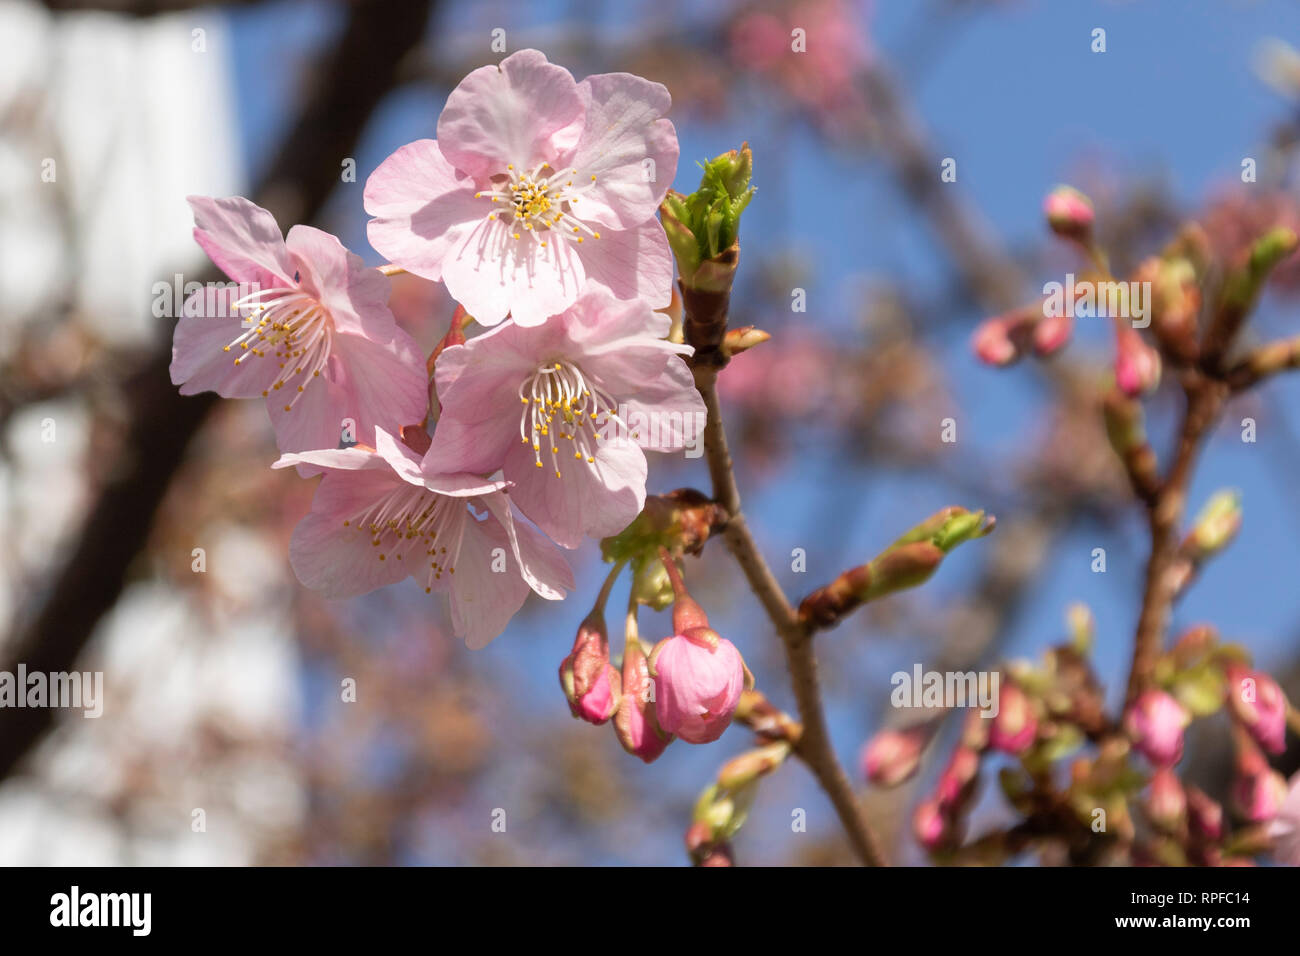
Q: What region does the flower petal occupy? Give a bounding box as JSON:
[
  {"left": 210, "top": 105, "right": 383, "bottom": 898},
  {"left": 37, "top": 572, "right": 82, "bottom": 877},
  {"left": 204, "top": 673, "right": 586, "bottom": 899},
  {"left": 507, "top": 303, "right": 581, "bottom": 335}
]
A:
[
  {"left": 187, "top": 195, "right": 295, "bottom": 287},
  {"left": 477, "top": 491, "right": 574, "bottom": 600},
  {"left": 364, "top": 139, "right": 485, "bottom": 283},
  {"left": 562, "top": 72, "right": 678, "bottom": 229},
  {"left": 503, "top": 432, "right": 646, "bottom": 549},
  {"left": 170, "top": 288, "right": 282, "bottom": 399},
  {"left": 443, "top": 508, "right": 534, "bottom": 649},
  {"left": 575, "top": 217, "right": 673, "bottom": 309},
  {"left": 285, "top": 225, "right": 396, "bottom": 341},
  {"left": 442, "top": 214, "right": 586, "bottom": 326},
  {"left": 287, "top": 468, "right": 417, "bottom": 598},
  {"left": 436, "top": 49, "right": 584, "bottom": 181}
]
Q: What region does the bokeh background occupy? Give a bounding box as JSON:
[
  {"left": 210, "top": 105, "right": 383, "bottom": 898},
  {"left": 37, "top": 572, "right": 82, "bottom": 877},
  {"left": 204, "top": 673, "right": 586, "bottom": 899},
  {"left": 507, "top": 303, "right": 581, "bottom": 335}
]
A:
[{"left": 2, "top": 0, "right": 1300, "bottom": 865}]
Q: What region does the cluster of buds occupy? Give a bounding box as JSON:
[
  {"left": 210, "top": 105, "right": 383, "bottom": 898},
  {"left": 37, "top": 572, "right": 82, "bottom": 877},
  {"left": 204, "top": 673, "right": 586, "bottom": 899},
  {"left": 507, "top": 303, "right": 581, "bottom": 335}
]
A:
[{"left": 560, "top": 546, "right": 750, "bottom": 764}]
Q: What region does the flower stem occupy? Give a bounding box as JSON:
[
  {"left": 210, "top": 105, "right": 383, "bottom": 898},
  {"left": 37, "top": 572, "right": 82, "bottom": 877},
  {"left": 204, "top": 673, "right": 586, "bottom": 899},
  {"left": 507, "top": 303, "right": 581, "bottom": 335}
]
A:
[{"left": 592, "top": 558, "right": 628, "bottom": 618}]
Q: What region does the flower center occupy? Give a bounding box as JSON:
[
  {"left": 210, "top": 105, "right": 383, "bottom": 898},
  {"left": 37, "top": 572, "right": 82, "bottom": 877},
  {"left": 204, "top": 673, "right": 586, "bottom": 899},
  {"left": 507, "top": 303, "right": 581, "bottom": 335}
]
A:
[
  {"left": 340, "top": 482, "right": 463, "bottom": 591},
  {"left": 519, "top": 359, "right": 623, "bottom": 478},
  {"left": 222, "top": 286, "right": 333, "bottom": 412},
  {"left": 475, "top": 162, "right": 603, "bottom": 247}
]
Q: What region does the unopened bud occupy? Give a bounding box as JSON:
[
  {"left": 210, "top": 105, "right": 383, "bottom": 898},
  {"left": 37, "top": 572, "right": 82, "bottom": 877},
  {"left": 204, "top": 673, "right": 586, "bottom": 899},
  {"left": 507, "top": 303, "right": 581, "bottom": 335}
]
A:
[
  {"left": 1186, "top": 786, "right": 1224, "bottom": 841},
  {"left": 1033, "top": 310, "right": 1073, "bottom": 356},
  {"left": 559, "top": 612, "right": 621, "bottom": 725},
  {"left": 614, "top": 636, "right": 672, "bottom": 763},
  {"left": 934, "top": 746, "right": 981, "bottom": 812},
  {"left": 1114, "top": 325, "right": 1162, "bottom": 397},
  {"left": 1125, "top": 689, "right": 1191, "bottom": 767},
  {"left": 860, "top": 726, "right": 928, "bottom": 788},
  {"left": 1144, "top": 768, "right": 1187, "bottom": 832},
  {"left": 1186, "top": 489, "right": 1243, "bottom": 559},
  {"left": 1044, "top": 185, "right": 1095, "bottom": 243},
  {"left": 722, "top": 325, "right": 770, "bottom": 356},
  {"left": 1225, "top": 665, "right": 1288, "bottom": 755},
  {"left": 913, "top": 798, "right": 957, "bottom": 852},
  {"left": 1066, "top": 602, "right": 1095, "bottom": 655},
  {"left": 1232, "top": 764, "right": 1289, "bottom": 823},
  {"left": 718, "top": 742, "right": 791, "bottom": 791},
  {"left": 990, "top": 683, "right": 1038, "bottom": 754}
]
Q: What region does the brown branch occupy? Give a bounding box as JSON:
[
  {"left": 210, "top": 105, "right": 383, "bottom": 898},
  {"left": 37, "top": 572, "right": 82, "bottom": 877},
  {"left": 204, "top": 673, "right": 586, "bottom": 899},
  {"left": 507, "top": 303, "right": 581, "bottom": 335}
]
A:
[
  {"left": 1124, "top": 373, "right": 1226, "bottom": 706},
  {"left": 694, "top": 365, "right": 888, "bottom": 866},
  {"left": 0, "top": 0, "right": 437, "bottom": 780}
]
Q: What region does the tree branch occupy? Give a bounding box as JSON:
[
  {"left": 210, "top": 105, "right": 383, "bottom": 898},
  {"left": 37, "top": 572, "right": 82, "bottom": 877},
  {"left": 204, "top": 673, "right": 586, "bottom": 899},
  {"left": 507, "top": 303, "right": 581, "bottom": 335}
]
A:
[{"left": 694, "top": 365, "right": 889, "bottom": 866}]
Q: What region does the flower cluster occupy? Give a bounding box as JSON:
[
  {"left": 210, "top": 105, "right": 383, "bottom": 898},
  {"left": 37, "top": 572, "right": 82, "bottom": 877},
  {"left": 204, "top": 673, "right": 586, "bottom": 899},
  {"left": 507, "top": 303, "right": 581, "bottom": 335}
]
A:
[
  {"left": 170, "top": 50, "right": 703, "bottom": 650},
  {"left": 862, "top": 610, "right": 1300, "bottom": 866}
]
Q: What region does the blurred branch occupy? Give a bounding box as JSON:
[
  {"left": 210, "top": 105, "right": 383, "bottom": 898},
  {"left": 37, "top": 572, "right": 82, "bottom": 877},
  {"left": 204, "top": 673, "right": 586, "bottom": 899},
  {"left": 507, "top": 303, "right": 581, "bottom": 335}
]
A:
[{"left": 0, "top": 0, "right": 436, "bottom": 780}]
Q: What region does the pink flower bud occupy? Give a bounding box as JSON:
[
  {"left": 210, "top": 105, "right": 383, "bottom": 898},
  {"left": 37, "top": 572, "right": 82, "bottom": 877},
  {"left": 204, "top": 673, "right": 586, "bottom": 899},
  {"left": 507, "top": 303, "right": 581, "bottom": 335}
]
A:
[
  {"left": 912, "top": 798, "right": 954, "bottom": 852},
  {"left": 1232, "top": 764, "right": 1289, "bottom": 823},
  {"left": 990, "top": 683, "right": 1038, "bottom": 754},
  {"left": 1225, "top": 666, "right": 1288, "bottom": 755},
  {"left": 650, "top": 628, "right": 746, "bottom": 744},
  {"left": 614, "top": 637, "right": 672, "bottom": 763},
  {"left": 1043, "top": 185, "right": 1095, "bottom": 242},
  {"left": 1114, "top": 325, "right": 1162, "bottom": 397},
  {"left": 559, "top": 612, "right": 621, "bottom": 725},
  {"left": 1144, "top": 768, "right": 1187, "bottom": 831},
  {"left": 860, "top": 726, "right": 927, "bottom": 788},
  {"left": 972, "top": 316, "right": 1019, "bottom": 366},
  {"left": 934, "top": 746, "right": 980, "bottom": 812},
  {"left": 1033, "top": 310, "right": 1073, "bottom": 356},
  {"left": 1124, "top": 689, "right": 1190, "bottom": 767},
  {"left": 1186, "top": 786, "right": 1223, "bottom": 842}
]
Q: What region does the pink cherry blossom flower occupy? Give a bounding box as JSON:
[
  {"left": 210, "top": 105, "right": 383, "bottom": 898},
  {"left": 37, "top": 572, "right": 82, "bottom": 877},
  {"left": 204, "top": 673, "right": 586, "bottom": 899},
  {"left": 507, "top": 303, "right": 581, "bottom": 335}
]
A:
[
  {"left": 649, "top": 628, "right": 745, "bottom": 745},
  {"left": 172, "top": 196, "right": 428, "bottom": 461},
  {"left": 425, "top": 290, "right": 705, "bottom": 549},
  {"left": 365, "top": 49, "right": 678, "bottom": 327},
  {"left": 273, "top": 428, "right": 572, "bottom": 648}
]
